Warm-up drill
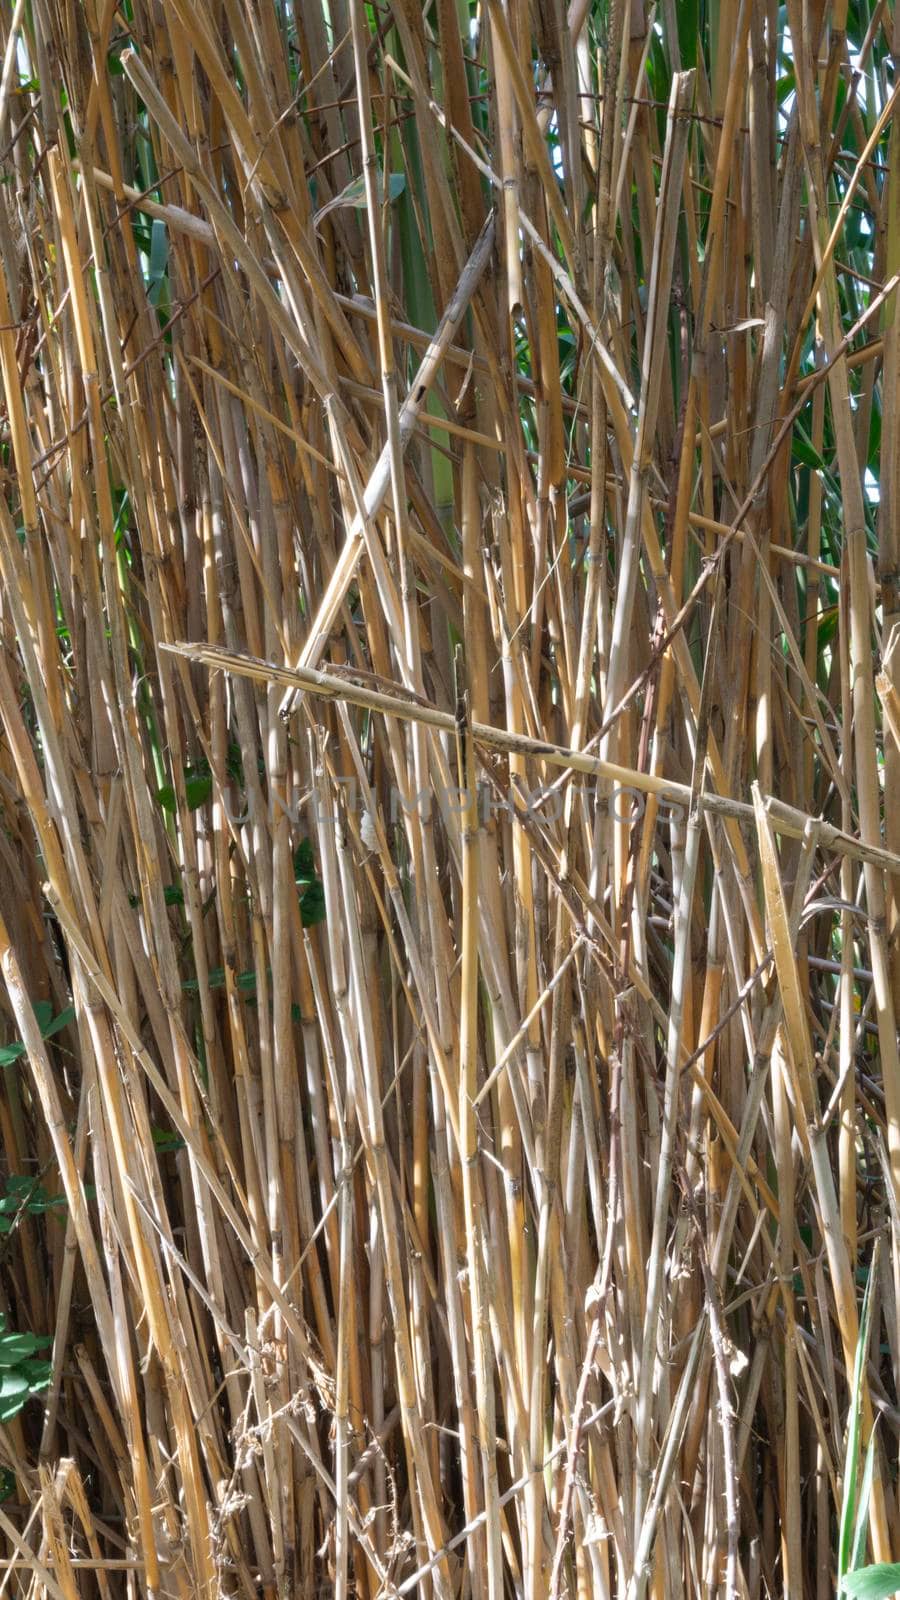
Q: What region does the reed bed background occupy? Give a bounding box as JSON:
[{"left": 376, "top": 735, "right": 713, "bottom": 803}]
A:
[{"left": 0, "top": 1, "right": 896, "bottom": 1597}]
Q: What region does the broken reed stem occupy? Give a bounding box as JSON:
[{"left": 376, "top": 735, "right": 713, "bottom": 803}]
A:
[{"left": 162, "top": 641, "right": 900, "bottom": 875}]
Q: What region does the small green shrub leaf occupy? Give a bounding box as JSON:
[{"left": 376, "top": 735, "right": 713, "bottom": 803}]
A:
[
  {"left": 20, "top": 1359, "right": 53, "bottom": 1389},
  {"left": 300, "top": 880, "right": 326, "bottom": 928},
  {"left": 842, "top": 1565, "right": 900, "bottom": 1598},
  {"left": 0, "top": 1370, "right": 29, "bottom": 1399},
  {"left": 157, "top": 761, "right": 212, "bottom": 813},
  {"left": 183, "top": 772, "right": 213, "bottom": 809},
  {"left": 293, "top": 838, "right": 316, "bottom": 884},
  {"left": 4, "top": 1177, "right": 35, "bottom": 1196},
  {"left": 0, "top": 1333, "right": 52, "bottom": 1367},
  {"left": 152, "top": 1127, "right": 186, "bottom": 1153}
]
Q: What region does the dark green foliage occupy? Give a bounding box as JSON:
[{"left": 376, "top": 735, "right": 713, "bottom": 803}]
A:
[
  {"left": 0, "top": 1313, "right": 52, "bottom": 1422},
  {"left": 299, "top": 878, "right": 327, "bottom": 928},
  {"left": 157, "top": 758, "right": 213, "bottom": 813},
  {"left": 0, "top": 1174, "right": 96, "bottom": 1235},
  {"left": 0, "top": 1004, "right": 75, "bottom": 1068}
]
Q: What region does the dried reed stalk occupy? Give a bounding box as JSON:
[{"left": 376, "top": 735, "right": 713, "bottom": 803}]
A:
[{"left": 0, "top": 3, "right": 896, "bottom": 1599}]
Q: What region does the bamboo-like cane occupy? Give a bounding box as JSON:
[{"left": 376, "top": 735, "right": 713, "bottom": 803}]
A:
[{"left": 0, "top": 6, "right": 895, "bottom": 1598}]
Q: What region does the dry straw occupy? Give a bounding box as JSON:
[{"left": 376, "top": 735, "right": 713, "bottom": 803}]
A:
[{"left": 0, "top": 2, "right": 896, "bottom": 1599}]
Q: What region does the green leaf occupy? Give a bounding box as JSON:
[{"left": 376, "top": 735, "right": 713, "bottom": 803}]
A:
[
  {"left": 839, "top": 1263, "right": 878, "bottom": 1590},
  {"left": 152, "top": 1127, "right": 186, "bottom": 1153},
  {"left": 33, "top": 1001, "right": 53, "bottom": 1034},
  {"left": 23, "top": 1195, "right": 62, "bottom": 1215},
  {"left": 4, "top": 1177, "right": 36, "bottom": 1196},
  {"left": 0, "top": 1333, "right": 52, "bottom": 1367},
  {"left": 182, "top": 966, "right": 257, "bottom": 996},
  {"left": 817, "top": 605, "right": 839, "bottom": 651},
  {"left": 42, "top": 1006, "right": 75, "bottom": 1040},
  {"left": 225, "top": 742, "right": 244, "bottom": 785},
  {"left": 792, "top": 430, "right": 826, "bottom": 471},
  {"left": 842, "top": 1565, "right": 900, "bottom": 1598},
  {"left": 314, "top": 170, "right": 405, "bottom": 225},
  {"left": 130, "top": 885, "right": 182, "bottom": 908},
  {"left": 850, "top": 1433, "right": 876, "bottom": 1575},
  {"left": 147, "top": 216, "right": 169, "bottom": 310},
  {"left": 0, "top": 1175, "right": 74, "bottom": 1229},
  {"left": 300, "top": 880, "right": 327, "bottom": 928},
  {"left": 0, "top": 1468, "right": 16, "bottom": 1500},
  {"left": 0, "top": 1042, "right": 25, "bottom": 1068},
  {"left": 20, "top": 1359, "right": 53, "bottom": 1390},
  {"left": 293, "top": 838, "right": 316, "bottom": 884},
  {"left": 158, "top": 760, "right": 212, "bottom": 813},
  {"left": 184, "top": 771, "right": 212, "bottom": 810},
  {"left": 675, "top": 0, "right": 699, "bottom": 68},
  {"left": 2, "top": 1178, "right": 64, "bottom": 1215},
  {"left": 0, "top": 1370, "right": 29, "bottom": 1399}
]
